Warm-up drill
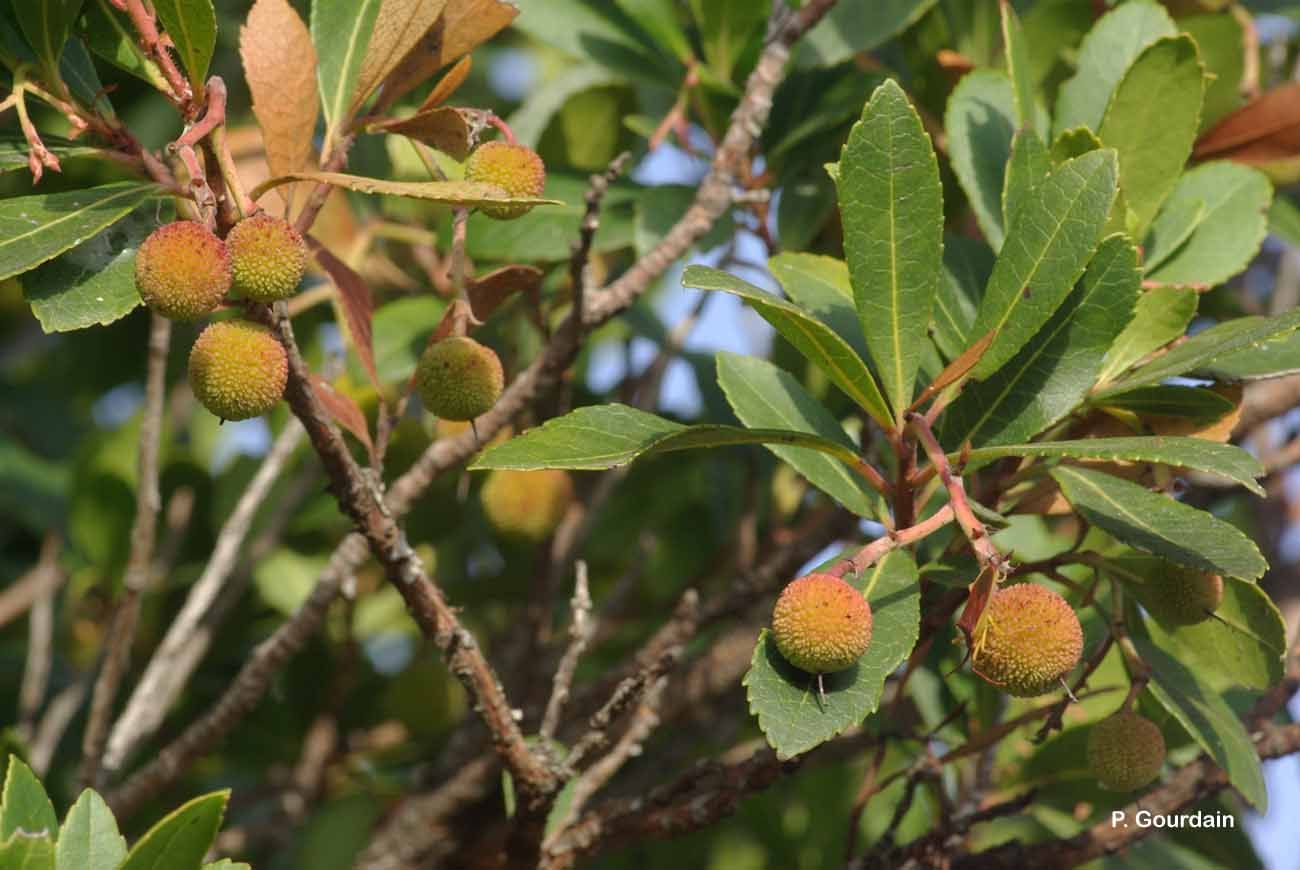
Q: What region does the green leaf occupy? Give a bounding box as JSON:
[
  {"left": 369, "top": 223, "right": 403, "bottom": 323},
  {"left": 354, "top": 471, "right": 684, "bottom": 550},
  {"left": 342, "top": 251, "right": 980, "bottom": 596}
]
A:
[
  {"left": 797, "top": 0, "right": 937, "bottom": 68},
  {"left": 965, "top": 437, "right": 1263, "bottom": 495},
  {"left": 745, "top": 551, "right": 919, "bottom": 759},
  {"left": 119, "top": 791, "right": 228, "bottom": 870},
  {"left": 835, "top": 79, "right": 943, "bottom": 417},
  {"left": 1098, "top": 287, "right": 1197, "bottom": 383},
  {"left": 507, "top": 64, "right": 626, "bottom": 149},
  {"left": 1115, "top": 563, "right": 1283, "bottom": 690},
  {"left": 944, "top": 234, "right": 1136, "bottom": 447},
  {"left": 1198, "top": 328, "right": 1300, "bottom": 382},
  {"left": 1000, "top": 0, "right": 1034, "bottom": 130},
  {"left": 470, "top": 403, "right": 865, "bottom": 471},
  {"left": 201, "top": 862, "right": 250, "bottom": 870},
  {"left": 767, "top": 252, "right": 869, "bottom": 363},
  {"left": 1181, "top": 12, "right": 1245, "bottom": 130},
  {"left": 970, "top": 149, "right": 1119, "bottom": 379},
  {"left": 1053, "top": 1, "right": 1176, "bottom": 139},
  {"left": 613, "top": 0, "right": 690, "bottom": 62},
  {"left": 0, "top": 136, "right": 108, "bottom": 175},
  {"left": 1051, "top": 466, "right": 1266, "bottom": 580},
  {"left": 21, "top": 209, "right": 153, "bottom": 333},
  {"left": 1131, "top": 625, "right": 1266, "bottom": 810},
  {"left": 945, "top": 70, "right": 1016, "bottom": 249},
  {"left": 682, "top": 265, "right": 892, "bottom": 429},
  {"left": 715, "top": 353, "right": 882, "bottom": 519},
  {"left": 312, "top": 0, "right": 381, "bottom": 135},
  {"left": 372, "top": 296, "right": 444, "bottom": 384},
  {"left": 1001, "top": 127, "right": 1049, "bottom": 229},
  {"left": 151, "top": 0, "right": 214, "bottom": 91},
  {"left": 56, "top": 791, "right": 126, "bottom": 870},
  {"left": 1098, "top": 36, "right": 1205, "bottom": 236},
  {"left": 931, "top": 236, "right": 991, "bottom": 361},
  {"left": 1050, "top": 125, "right": 1102, "bottom": 165},
  {"left": 514, "top": 0, "right": 663, "bottom": 81},
  {"left": 1142, "top": 195, "right": 1208, "bottom": 276},
  {"left": 0, "top": 183, "right": 158, "bottom": 283},
  {"left": 1269, "top": 194, "right": 1300, "bottom": 250},
  {"left": 0, "top": 832, "right": 55, "bottom": 870},
  {"left": 1093, "top": 385, "right": 1236, "bottom": 424},
  {"left": 1097, "top": 308, "right": 1300, "bottom": 398},
  {"left": 81, "top": 0, "right": 169, "bottom": 90},
  {"left": 0, "top": 758, "right": 57, "bottom": 842},
  {"left": 59, "top": 38, "right": 115, "bottom": 119},
  {"left": 13, "top": 0, "right": 83, "bottom": 74},
  {"left": 1144, "top": 162, "right": 1272, "bottom": 288}
]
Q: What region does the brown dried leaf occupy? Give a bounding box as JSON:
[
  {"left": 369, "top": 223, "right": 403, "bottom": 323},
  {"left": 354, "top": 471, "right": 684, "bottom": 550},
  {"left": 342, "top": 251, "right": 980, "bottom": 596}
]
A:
[
  {"left": 369, "top": 106, "right": 472, "bottom": 159},
  {"left": 467, "top": 264, "right": 543, "bottom": 322},
  {"left": 380, "top": 0, "right": 516, "bottom": 110},
  {"left": 251, "top": 170, "right": 561, "bottom": 208},
  {"left": 1193, "top": 83, "right": 1300, "bottom": 163},
  {"left": 420, "top": 55, "right": 472, "bottom": 111},
  {"left": 310, "top": 373, "right": 376, "bottom": 461},
  {"left": 352, "top": 0, "right": 449, "bottom": 115},
  {"left": 240, "top": 0, "right": 319, "bottom": 210},
  {"left": 310, "top": 240, "right": 379, "bottom": 389}
]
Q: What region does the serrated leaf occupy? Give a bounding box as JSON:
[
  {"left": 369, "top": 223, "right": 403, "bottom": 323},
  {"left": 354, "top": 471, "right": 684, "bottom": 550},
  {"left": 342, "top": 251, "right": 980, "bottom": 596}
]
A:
[
  {"left": 470, "top": 403, "right": 864, "bottom": 471},
  {"left": 1198, "top": 328, "right": 1300, "bottom": 382},
  {"left": 378, "top": 1, "right": 517, "bottom": 111},
  {"left": 0, "top": 136, "right": 107, "bottom": 176},
  {"left": 1002, "top": 128, "right": 1049, "bottom": 229},
  {"left": 745, "top": 551, "right": 919, "bottom": 759},
  {"left": 1142, "top": 199, "right": 1206, "bottom": 275},
  {"left": 118, "top": 791, "right": 228, "bottom": 870},
  {"left": 21, "top": 209, "right": 153, "bottom": 333},
  {"left": 1269, "top": 194, "right": 1300, "bottom": 250},
  {"left": 970, "top": 149, "right": 1118, "bottom": 380},
  {"left": 836, "top": 78, "right": 943, "bottom": 417},
  {"left": 1093, "top": 385, "right": 1236, "bottom": 424},
  {"left": 0, "top": 832, "right": 55, "bottom": 870},
  {"left": 945, "top": 70, "right": 1016, "bottom": 249},
  {"left": 56, "top": 791, "right": 125, "bottom": 870},
  {"left": 312, "top": 0, "right": 380, "bottom": 135},
  {"left": 1000, "top": 0, "right": 1034, "bottom": 129},
  {"left": 82, "top": 0, "right": 169, "bottom": 90},
  {"left": 964, "top": 437, "right": 1263, "bottom": 495},
  {"left": 1098, "top": 287, "right": 1197, "bottom": 383},
  {"left": 715, "top": 354, "right": 883, "bottom": 519},
  {"left": 153, "top": 0, "right": 216, "bottom": 90},
  {"left": 250, "top": 171, "right": 560, "bottom": 210},
  {"left": 1098, "top": 35, "right": 1206, "bottom": 237},
  {"left": 1131, "top": 624, "right": 1266, "bottom": 810},
  {"left": 682, "top": 265, "right": 891, "bottom": 429},
  {"left": 1050, "top": 125, "right": 1102, "bottom": 165},
  {"left": 1097, "top": 308, "right": 1300, "bottom": 398},
  {"left": 59, "top": 38, "right": 114, "bottom": 119},
  {"left": 1053, "top": 1, "right": 1176, "bottom": 139},
  {"left": 1114, "top": 562, "right": 1283, "bottom": 690},
  {"left": 1051, "top": 465, "right": 1266, "bottom": 579},
  {"left": 766, "top": 253, "right": 868, "bottom": 361},
  {"left": 1144, "top": 162, "right": 1272, "bottom": 288},
  {"left": 350, "top": 0, "right": 448, "bottom": 114},
  {"left": 797, "top": 0, "right": 937, "bottom": 68},
  {"left": 0, "top": 759, "right": 57, "bottom": 842},
  {"left": 944, "top": 234, "right": 1137, "bottom": 448},
  {"left": 0, "top": 183, "right": 157, "bottom": 283},
  {"left": 13, "top": 0, "right": 83, "bottom": 74},
  {"left": 932, "top": 236, "right": 991, "bottom": 361}
]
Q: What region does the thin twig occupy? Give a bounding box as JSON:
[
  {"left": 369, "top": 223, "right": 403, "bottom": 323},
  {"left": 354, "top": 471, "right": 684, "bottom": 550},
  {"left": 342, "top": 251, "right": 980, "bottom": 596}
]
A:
[
  {"left": 541, "top": 562, "right": 596, "bottom": 741},
  {"left": 80, "top": 312, "right": 171, "bottom": 788}
]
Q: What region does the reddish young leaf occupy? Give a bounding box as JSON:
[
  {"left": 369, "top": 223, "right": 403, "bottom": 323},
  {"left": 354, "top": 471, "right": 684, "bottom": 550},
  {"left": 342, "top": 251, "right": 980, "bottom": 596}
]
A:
[
  {"left": 1194, "top": 83, "right": 1300, "bottom": 164},
  {"left": 467, "top": 265, "right": 544, "bottom": 322},
  {"left": 240, "top": 0, "right": 319, "bottom": 210},
  {"left": 908, "top": 327, "right": 998, "bottom": 414},
  {"left": 309, "top": 373, "right": 376, "bottom": 461},
  {"left": 309, "top": 240, "right": 379, "bottom": 388}
]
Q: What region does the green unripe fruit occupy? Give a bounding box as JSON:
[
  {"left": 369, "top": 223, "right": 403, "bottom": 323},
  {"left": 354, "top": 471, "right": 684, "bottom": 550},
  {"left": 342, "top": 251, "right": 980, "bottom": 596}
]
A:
[
  {"left": 226, "top": 213, "right": 308, "bottom": 302},
  {"left": 135, "top": 221, "right": 230, "bottom": 320},
  {"left": 1087, "top": 711, "right": 1166, "bottom": 791},
  {"left": 188, "top": 320, "right": 288, "bottom": 421},
  {"left": 771, "top": 573, "right": 873, "bottom": 674},
  {"left": 415, "top": 337, "right": 504, "bottom": 421},
  {"left": 481, "top": 469, "right": 574, "bottom": 542},
  {"left": 464, "top": 141, "right": 546, "bottom": 220},
  {"left": 1142, "top": 566, "right": 1223, "bottom": 625},
  {"left": 971, "top": 583, "right": 1082, "bottom": 697}
]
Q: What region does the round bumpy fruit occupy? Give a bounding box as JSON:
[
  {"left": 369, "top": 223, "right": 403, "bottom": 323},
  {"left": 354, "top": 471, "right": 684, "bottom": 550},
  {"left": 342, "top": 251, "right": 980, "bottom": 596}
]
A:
[
  {"left": 480, "top": 469, "right": 574, "bottom": 542},
  {"left": 188, "top": 320, "right": 288, "bottom": 421},
  {"left": 135, "top": 221, "right": 231, "bottom": 320},
  {"left": 415, "top": 337, "right": 504, "bottom": 421},
  {"left": 1142, "top": 566, "right": 1223, "bottom": 625},
  {"left": 971, "top": 583, "right": 1082, "bottom": 697},
  {"left": 771, "top": 574, "right": 873, "bottom": 675},
  {"left": 1087, "top": 711, "right": 1166, "bottom": 791},
  {"left": 464, "top": 141, "right": 546, "bottom": 220},
  {"left": 226, "top": 213, "right": 308, "bottom": 302}
]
